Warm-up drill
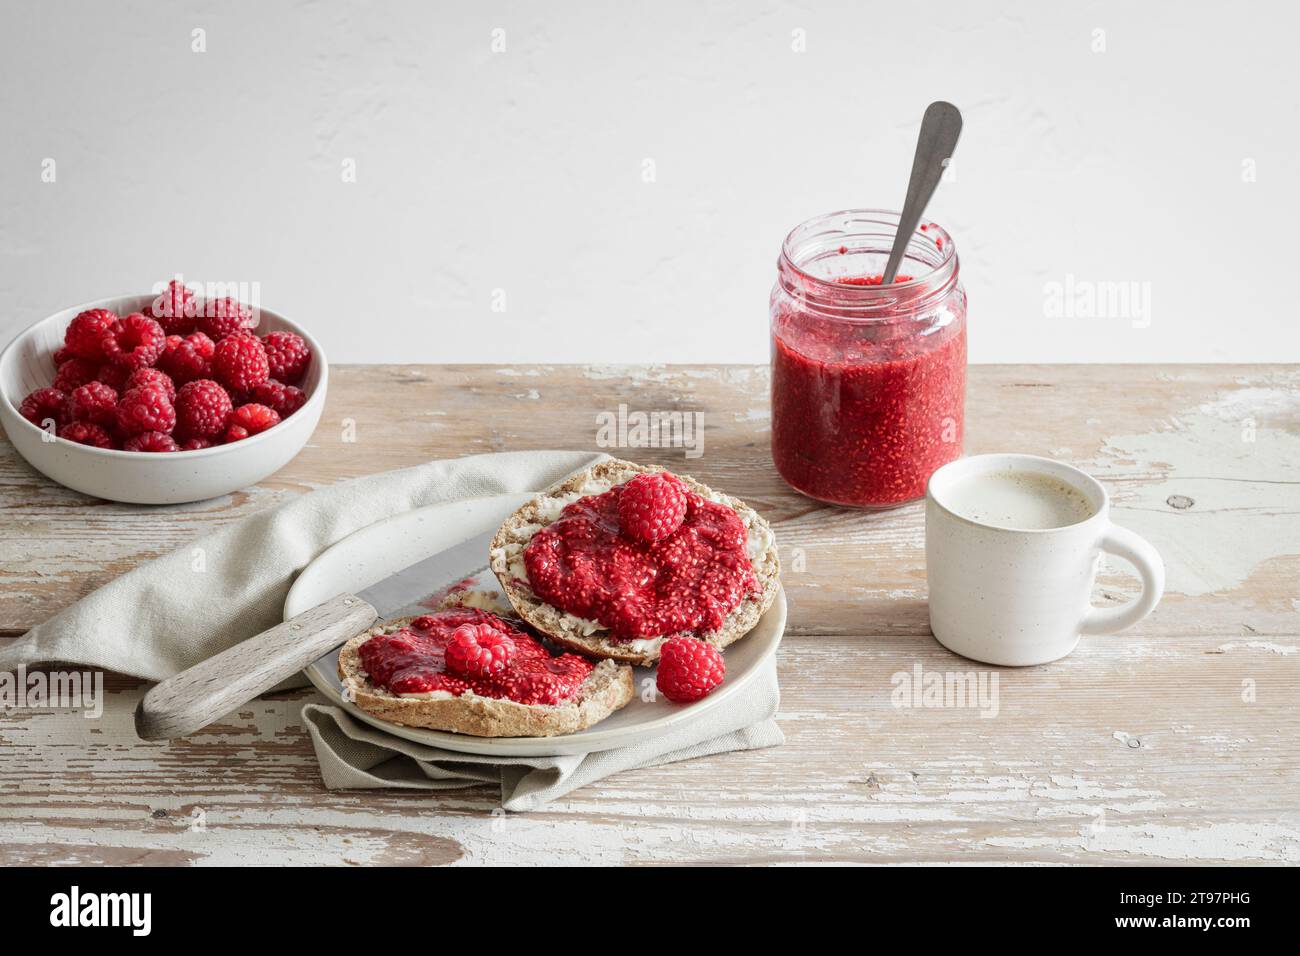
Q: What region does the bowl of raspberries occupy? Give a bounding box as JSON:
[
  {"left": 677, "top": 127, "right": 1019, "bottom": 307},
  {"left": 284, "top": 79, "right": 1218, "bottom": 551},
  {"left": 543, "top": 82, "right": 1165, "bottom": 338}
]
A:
[{"left": 0, "top": 280, "right": 328, "bottom": 504}]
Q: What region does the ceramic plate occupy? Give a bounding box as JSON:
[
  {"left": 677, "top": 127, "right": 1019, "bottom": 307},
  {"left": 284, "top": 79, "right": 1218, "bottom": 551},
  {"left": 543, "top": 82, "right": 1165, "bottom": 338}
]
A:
[{"left": 285, "top": 493, "right": 786, "bottom": 757}]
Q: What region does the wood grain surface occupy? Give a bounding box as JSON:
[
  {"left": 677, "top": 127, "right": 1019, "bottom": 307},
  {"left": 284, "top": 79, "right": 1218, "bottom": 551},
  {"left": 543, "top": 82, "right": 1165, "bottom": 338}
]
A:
[{"left": 2, "top": 364, "right": 1298, "bottom": 865}]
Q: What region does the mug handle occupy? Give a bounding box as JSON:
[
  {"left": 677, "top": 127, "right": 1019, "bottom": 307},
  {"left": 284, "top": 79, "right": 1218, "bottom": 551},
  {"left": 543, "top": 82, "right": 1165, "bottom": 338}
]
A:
[{"left": 1080, "top": 524, "right": 1166, "bottom": 635}]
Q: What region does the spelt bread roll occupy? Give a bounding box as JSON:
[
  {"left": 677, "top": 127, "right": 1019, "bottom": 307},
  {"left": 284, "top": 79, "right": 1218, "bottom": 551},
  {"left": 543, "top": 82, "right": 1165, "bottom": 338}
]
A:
[
  {"left": 338, "top": 612, "right": 635, "bottom": 738},
  {"left": 489, "top": 458, "right": 780, "bottom": 666}
]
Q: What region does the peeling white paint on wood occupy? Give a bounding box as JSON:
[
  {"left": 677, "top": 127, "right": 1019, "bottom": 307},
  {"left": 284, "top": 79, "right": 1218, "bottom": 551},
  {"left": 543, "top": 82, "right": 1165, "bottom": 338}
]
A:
[
  {"left": 1210, "top": 641, "right": 1297, "bottom": 656},
  {"left": 987, "top": 822, "right": 1300, "bottom": 863},
  {"left": 1086, "top": 379, "right": 1300, "bottom": 597}
]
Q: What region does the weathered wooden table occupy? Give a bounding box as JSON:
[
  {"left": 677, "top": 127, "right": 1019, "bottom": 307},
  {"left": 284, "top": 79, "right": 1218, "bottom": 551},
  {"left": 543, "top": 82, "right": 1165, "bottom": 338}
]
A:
[{"left": 1, "top": 365, "right": 1297, "bottom": 865}]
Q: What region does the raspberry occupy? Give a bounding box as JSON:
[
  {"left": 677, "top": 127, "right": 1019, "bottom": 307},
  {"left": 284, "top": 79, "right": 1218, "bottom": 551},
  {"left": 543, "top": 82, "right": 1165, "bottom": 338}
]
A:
[
  {"left": 94, "top": 363, "right": 130, "bottom": 391},
  {"left": 101, "top": 313, "right": 166, "bottom": 369},
  {"left": 123, "top": 430, "right": 179, "bottom": 453},
  {"left": 144, "top": 279, "right": 199, "bottom": 335},
  {"left": 52, "top": 357, "right": 99, "bottom": 393},
  {"left": 261, "top": 331, "right": 311, "bottom": 385},
  {"left": 252, "top": 380, "right": 306, "bottom": 418},
  {"left": 655, "top": 636, "right": 726, "bottom": 703},
  {"left": 19, "top": 388, "right": 68, "bottom": 429},
  {"left": 65, "top": 381, "right": 118, "bottom": 425},
  {"left": 64, "top": 309, "right": 117, "bottom": 360},
  {"left": 444, "top": 623, "right": 516, "bottom": 678},
  {"left": 212, "top": 332, "right": 269, "bottom": 393},
  {"left": 125, "top": 367, "right": 176, "bottom": 401},
  {"left": 178, "top": 437, "right": 212, "bottom": 450},
  {"left": 58, "top": 421, "right": 113, "bottom": 448},
  {"left": 174, "top": 379, "right": 233, "bottom": 440},
  {"left": 617, "top": 472, "right": 688, "bottom": 543},
  {"left": 157, "top": 332, "right": 215, "bottom": 384},
  {"left": 197, "top": 298, "right": 255, "bottom": 340},
  {"left": 52, "top": 346, "right": 73, "bottom": 365},
  {"left": 223, "top": 403, "right": 279, "bottom": 443},
  {"left": 115, "top": 385, "right": 176, "bottom": 436}
]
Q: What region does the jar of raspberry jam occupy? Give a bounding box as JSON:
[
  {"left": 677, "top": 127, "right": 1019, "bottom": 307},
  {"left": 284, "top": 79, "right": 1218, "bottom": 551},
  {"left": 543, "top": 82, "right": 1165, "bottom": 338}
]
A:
[{"left": 770, "top": 209, "right": 967, "bottom": 508}]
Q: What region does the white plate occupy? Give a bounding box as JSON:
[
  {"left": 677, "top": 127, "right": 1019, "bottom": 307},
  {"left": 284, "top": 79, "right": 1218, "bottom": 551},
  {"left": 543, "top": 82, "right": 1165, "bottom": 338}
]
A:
[{"left": 285, "top": 493, "right": 786, "bottom": 757}]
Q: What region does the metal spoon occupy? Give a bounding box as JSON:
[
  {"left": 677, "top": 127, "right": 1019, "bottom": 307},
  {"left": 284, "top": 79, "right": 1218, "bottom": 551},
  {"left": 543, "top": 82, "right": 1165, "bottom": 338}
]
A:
[{"left": 881, "top": 101, "right": 963, "bottom": 284}]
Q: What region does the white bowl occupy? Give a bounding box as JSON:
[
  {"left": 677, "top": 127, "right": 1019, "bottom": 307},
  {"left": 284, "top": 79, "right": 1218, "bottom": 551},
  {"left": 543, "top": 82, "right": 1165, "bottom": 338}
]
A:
[{"left": 0, "top": 293, "right": 328, "bottom": 504}]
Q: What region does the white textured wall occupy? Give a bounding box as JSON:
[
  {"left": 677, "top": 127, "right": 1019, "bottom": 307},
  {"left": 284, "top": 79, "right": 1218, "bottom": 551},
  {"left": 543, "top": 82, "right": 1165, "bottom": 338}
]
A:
[{"left": 1, "top": 1, "right": 1295, "bottom": 365}]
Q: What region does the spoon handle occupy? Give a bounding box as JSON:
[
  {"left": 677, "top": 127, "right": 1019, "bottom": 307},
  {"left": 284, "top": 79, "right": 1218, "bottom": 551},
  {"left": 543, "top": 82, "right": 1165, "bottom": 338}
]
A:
[{"left": 882, "top": 101, "right": 963, "bottom": 284}]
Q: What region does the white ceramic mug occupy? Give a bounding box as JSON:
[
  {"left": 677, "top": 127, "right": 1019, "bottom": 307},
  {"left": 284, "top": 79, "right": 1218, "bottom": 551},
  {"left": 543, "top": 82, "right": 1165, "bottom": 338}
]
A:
[{"left": 925, "top": 454, "right": 1165, "bottom": 666}]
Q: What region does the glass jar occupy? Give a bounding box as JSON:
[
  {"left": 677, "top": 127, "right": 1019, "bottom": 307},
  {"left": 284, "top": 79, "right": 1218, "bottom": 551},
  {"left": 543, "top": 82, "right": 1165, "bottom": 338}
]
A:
[{"left": 770, "top": 209, "right": 967, "bottom": 508}]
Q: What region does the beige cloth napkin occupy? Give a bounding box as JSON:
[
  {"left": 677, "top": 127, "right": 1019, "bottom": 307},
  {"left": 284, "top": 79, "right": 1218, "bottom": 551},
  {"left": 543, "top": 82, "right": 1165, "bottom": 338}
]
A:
[{"left": 1, "top": 450, "right": 784, "bottom": 809}]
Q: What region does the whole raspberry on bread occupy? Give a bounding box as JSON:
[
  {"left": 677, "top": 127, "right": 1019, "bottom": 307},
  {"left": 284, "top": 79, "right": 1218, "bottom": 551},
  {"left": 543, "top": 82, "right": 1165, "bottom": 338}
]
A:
[
  {"left": 489, "top": 458, "right": 780, "bottom": 666},
  {"left": 618, "top": 471, "right": 689, "bottom": 543},
  {"left": 444, "top": 622, "right": 517, "bottom": 678},
  {"left": 337, "top": 600, "right": 635, "bottom": 737}
]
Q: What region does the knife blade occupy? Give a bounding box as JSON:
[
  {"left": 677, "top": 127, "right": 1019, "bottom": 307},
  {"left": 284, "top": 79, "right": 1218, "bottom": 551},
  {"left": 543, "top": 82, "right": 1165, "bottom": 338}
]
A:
[{"left": 355, "top": 528, "right": 497, "bottom": 619}]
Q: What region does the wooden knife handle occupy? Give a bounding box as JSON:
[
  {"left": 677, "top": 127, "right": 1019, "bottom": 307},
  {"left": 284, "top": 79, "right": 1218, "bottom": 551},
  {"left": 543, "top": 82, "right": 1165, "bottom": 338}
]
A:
[{"left": 134, "top": 593, "right": 379, "bottom": 740}]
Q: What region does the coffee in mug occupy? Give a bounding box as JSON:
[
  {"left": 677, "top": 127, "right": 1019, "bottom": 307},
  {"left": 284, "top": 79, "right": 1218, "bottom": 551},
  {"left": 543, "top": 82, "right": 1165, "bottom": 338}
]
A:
[
  {"left": 942, "top": 469, "right": 1094, "bottom": 530},
  {"left": 925, "top": 454, "right": 1164, "bottom": 666}
]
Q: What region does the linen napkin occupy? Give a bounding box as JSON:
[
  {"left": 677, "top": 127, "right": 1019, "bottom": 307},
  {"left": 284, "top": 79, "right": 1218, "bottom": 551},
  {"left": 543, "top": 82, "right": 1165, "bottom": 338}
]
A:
[
  {"left": 1, "top": 449, "right": 784, "bottom": 809},
  {"left": 302, "top": 661, "right": 783, "bottom": 812}
]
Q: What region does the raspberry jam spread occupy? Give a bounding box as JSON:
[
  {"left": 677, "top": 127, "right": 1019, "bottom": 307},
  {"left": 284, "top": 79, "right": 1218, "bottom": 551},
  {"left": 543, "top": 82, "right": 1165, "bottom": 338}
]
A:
[
  {"left": 357, "top": 608, "right": 593, "bottom": 706},
  {"left": 770, "top": 211, "right": 967, "bottom": 508},
  {"left": 522, "top": 477, "right": 759, "bottom": 639}
]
